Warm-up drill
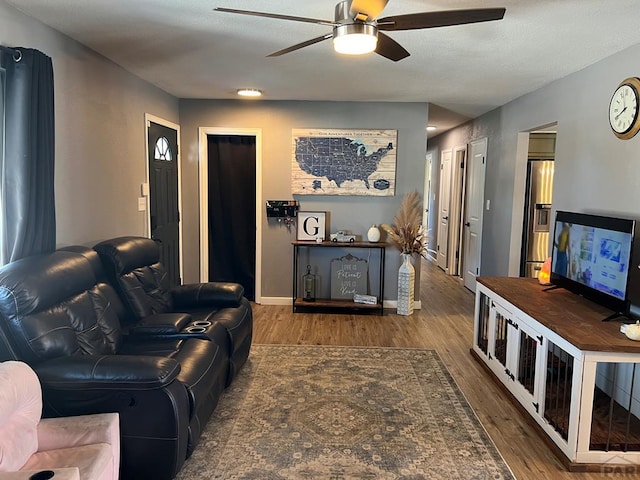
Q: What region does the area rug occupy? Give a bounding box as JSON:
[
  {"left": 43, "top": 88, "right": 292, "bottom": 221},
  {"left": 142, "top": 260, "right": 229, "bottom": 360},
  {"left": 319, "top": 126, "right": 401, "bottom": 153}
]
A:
[{"left": 176, "top": 345, "right": 515, "bottom": 479}]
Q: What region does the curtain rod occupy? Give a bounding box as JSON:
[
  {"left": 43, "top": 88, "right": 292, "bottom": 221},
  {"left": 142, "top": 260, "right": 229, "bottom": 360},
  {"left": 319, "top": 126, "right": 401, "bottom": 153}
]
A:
[{"left": 0, "top": 46, "right": 23, "bottom": 62}]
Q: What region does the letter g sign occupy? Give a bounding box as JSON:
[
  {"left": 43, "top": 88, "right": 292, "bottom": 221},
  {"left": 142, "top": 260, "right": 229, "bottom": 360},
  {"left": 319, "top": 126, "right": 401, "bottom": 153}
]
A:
[
  {"left": 303, "top": 216, "right": 320, "bottom": 236},
  {"left": 297, "top": 212, "right": 326, "bottom": 241}
]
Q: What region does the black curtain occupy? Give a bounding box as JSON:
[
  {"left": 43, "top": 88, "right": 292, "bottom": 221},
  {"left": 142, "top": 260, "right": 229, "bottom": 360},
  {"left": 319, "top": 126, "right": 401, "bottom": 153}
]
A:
[
  {"left": 207, "top": 135, "right": 256, "bottom": 300},
  {"left": 0, "top": 47, "right": 55, "bottom": 264}
]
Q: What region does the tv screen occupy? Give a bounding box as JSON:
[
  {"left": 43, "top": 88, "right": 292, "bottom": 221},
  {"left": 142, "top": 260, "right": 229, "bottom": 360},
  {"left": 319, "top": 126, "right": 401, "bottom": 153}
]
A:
[{"left": 550, "top": 211, "right": 636, "bottom": 316}]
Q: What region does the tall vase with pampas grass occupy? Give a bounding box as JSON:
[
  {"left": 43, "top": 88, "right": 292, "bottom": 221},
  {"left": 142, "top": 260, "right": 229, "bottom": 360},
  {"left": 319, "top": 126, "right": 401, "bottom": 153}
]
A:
[{"left": 381, "top": 192, "right": 427, "bottom": 316}]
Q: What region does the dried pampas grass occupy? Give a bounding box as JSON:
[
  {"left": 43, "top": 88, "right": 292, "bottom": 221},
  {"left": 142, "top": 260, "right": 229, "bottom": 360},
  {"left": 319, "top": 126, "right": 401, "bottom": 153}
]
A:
[{"left": 381, "top": 191, "right": 427, "bottom": 258}]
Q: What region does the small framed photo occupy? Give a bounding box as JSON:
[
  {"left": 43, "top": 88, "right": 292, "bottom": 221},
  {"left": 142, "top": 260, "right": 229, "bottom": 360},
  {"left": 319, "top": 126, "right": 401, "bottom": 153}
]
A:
[{"left": 297, "top": 211, "right": 326, "bottom": 241}]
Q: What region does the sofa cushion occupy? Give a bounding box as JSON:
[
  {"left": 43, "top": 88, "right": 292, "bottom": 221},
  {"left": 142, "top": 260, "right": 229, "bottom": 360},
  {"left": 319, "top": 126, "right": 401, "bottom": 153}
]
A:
[
  {"left": 0, "top": 253, "right": 122, "bottom": 363},
  {"left": 95, "top": 237, "right": 173, "bottom": 321}
]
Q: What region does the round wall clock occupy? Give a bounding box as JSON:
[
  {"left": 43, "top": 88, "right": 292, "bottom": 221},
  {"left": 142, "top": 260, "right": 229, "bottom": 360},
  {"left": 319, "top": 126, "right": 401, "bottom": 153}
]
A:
[{"left": 609, "top": 77, "right": 640, "bottom": 139}]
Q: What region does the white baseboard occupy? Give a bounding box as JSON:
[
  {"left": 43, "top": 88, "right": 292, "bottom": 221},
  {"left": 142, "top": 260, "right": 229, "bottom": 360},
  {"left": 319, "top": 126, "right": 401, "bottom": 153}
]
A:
[
  {"left": 259, "top": 297, "right": 292, "bottom": 306},
  {"left": 260, "top": 297, "right": 422, "bottom": 310}
]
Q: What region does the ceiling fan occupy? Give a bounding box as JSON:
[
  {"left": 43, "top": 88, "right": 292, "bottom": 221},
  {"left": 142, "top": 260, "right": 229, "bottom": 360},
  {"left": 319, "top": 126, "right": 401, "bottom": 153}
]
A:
[{"left": 215, "top": 1, "right": 506, "bottom": 62}]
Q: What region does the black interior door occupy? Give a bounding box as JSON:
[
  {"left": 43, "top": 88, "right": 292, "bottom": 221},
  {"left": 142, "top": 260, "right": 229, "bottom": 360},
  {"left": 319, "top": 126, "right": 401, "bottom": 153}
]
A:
[
  {"left": 207, "top": 135, "right": 256, "bottom": 300},
  {"left": 148, "top": 121, "right": 180, "bottom": 286}
]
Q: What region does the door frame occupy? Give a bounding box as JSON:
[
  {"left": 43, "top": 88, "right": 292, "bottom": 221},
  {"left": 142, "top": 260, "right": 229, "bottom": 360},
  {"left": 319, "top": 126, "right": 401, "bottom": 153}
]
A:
[
  {"left": 198, "top": 127, "right": 263, "bottom": 304},
  {"left": 144, "top": 113, "right": 183, "bottom": 284}
]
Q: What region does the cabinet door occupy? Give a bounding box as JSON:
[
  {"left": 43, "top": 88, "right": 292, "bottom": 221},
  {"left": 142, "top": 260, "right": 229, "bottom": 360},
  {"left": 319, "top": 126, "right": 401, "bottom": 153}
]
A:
[
  {"left": 511, "top": 321, "right": 545, "bottom": 415},
  {"left": 543, "top": 340, "right": 576, "bottom": 443},
  {"left": 488, "top": 301, "right": 513, "bottom": 380},
  {"left": 474, "top": 292, "right": 491, "bottom": 359}
]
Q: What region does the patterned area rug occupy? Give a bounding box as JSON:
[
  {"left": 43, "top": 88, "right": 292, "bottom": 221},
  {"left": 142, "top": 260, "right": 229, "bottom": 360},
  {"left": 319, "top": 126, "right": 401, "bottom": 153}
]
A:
[{"left": 176, "top": 345, "right": 514, "bottom": 479}]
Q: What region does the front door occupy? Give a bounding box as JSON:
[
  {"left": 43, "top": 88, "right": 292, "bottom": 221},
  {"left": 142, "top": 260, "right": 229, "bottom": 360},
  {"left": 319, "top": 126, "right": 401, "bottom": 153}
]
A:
[
  {"left": 437, "top": 149, "right": 452, "bottom": 272},
  {"left": 147, "top": 121, "right": 180, "bottom": 286},
  {"left": 463, "top": 138, "right": 487, "bottom": 291}
]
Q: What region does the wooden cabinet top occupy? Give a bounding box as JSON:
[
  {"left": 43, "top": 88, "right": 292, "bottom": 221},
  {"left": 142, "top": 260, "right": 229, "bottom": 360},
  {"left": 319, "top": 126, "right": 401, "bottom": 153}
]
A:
[{"left": 478, "top": 276, "right": 640, "bottom": 353}]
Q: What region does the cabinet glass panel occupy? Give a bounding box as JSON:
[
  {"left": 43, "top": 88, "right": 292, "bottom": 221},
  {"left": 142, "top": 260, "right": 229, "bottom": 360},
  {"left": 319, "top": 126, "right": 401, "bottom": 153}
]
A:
[
  {"left": 476, "top": 293, "right": 490, "bottom": 355},
  {"left": 517, "top": 329, "right": 538, "bottom": 395},
  {"left": 589, "top": 362, "right": 640, "bottom": 452},
  {"left": 494, "top": 310, "right": 508, "bottom": 367},
  {"left": 544, "top": 341, "right": 574, "bottom": 441}
]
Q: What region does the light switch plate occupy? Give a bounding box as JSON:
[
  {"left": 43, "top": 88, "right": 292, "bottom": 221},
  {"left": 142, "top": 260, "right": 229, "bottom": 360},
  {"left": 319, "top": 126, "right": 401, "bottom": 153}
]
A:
[{"left": 137, "top": 197, "right": 146, "bottom": 211}]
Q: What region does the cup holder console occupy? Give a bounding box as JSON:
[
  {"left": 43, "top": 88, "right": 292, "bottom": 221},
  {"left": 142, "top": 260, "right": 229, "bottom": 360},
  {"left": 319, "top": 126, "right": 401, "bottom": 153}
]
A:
[
  {"left": 185, "top": 326, "right": 207, "bottom": 334},
  {"left": 184, "top": 320, "right": 212, "bottom": 334},
  {"left": 192, "top": 321, "right": 212, "bottom": 327}
]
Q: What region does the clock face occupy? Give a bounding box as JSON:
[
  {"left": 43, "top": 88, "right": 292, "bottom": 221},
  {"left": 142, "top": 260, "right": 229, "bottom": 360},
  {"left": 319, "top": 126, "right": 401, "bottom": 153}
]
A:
[{"left": 609, "top": 78, "right": 640, "bottom": 139}]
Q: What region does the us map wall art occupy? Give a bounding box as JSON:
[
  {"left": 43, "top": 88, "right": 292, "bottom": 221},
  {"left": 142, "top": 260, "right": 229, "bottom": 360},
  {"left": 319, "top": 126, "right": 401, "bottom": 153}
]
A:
[{"left": 291, "top": 129, "right": 397, "bottom": 196}]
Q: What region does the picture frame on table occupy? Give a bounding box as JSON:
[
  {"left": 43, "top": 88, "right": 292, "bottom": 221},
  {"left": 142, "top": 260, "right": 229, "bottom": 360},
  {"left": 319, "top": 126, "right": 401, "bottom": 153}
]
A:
[{"left": 297, "top": 211, "right": 326, "bottom": 241}]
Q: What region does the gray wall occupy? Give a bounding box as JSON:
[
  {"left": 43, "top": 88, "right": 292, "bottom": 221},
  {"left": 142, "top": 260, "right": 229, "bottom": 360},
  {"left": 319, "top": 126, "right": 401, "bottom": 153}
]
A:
[
  {"left": 179, "top": 100, "right": 428, "bottom": 300},
  {"left": 0, "top": 0, "right": 179, "bottom": 247},
  {"left": 429, "top": 42, "right": 640, "bottom": 277}
]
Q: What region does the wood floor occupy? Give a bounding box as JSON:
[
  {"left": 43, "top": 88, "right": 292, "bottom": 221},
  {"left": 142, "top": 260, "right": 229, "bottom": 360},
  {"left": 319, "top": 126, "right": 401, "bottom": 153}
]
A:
[{"left": 252, "top": 260, "right": 617, "bottom": 479}]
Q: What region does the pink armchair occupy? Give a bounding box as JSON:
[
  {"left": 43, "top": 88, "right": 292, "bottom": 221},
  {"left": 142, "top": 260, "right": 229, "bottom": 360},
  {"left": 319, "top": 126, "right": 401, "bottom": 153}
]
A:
[{"left": 0, "top": 361, "right": 119, "bottom": 480}]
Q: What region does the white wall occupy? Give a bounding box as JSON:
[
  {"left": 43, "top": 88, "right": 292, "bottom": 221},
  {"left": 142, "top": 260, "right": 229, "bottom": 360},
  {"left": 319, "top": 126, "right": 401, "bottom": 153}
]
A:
[
  {"left": 429, "top": 42, "right": 640, "bottom": 277},
  {"left": 0, "top": 0, "right": 179, "bottom": 247}
]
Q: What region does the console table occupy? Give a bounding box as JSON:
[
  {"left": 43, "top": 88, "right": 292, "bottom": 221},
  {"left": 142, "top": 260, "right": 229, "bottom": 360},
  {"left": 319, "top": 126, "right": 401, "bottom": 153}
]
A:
[
  {"left": 292, "top": 240, "right": 386, "bottom": 314},
  {"left": 472, "top": 277, "right": 640, "bottom": 470}
]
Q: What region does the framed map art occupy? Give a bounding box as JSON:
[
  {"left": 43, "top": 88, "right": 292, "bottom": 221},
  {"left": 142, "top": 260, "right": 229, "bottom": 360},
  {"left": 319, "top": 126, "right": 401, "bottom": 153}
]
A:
[{"left": 291, "top": 128, "right": 397, "bottom": 196}]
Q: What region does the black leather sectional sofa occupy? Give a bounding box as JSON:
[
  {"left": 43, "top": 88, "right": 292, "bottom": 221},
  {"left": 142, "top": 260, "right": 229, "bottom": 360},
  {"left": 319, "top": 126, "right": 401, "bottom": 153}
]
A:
[{"left": 0, "top": 237, "right": 252, "bottom": 480}]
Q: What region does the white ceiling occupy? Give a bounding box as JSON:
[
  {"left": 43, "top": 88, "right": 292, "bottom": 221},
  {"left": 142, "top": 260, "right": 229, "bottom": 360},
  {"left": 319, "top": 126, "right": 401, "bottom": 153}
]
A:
[{"left": 6, "top": 0, "right": 640, "bottom": 132}]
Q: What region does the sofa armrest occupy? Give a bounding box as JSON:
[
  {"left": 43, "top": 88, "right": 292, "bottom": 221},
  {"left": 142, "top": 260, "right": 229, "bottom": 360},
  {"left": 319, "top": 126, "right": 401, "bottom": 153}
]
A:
[
  {"left": 34, "top": 355, "right": 180, "bottom": 390},
  {"left": 0, "top": 469, "right": 80, "bottom": 480},
  {"left": 171, "top": 282, "right": 244, "bottom": 308},
  {"left": 37, "top": 412, "right": 119, "bottom": 460},
  {"left": 129, "top": 313, "right": 193, "bottom": 335}
]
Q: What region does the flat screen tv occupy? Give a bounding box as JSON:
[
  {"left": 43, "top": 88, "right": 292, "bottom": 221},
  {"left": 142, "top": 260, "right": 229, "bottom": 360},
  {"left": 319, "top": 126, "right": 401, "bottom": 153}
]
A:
[{"left": 550, "top": 210, "right": 636, "bottom": 319}]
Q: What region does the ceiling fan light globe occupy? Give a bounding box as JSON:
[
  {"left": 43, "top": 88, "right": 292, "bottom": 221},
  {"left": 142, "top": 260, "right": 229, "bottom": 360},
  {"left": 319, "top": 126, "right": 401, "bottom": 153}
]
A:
[{"left": 333, "top": 23, "right": 378, "bottom": 55}]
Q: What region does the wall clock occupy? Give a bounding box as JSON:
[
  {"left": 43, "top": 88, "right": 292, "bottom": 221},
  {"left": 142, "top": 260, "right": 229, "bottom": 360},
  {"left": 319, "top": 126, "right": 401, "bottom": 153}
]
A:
[{"left": 609, "top": 77, "right": 640, "bottom": 139}]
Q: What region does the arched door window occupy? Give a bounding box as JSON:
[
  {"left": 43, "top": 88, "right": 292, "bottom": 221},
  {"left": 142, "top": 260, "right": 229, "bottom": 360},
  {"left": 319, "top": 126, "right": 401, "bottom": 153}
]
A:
[{"left": 154, "top": 136, "right": 173, "bottom": 161}]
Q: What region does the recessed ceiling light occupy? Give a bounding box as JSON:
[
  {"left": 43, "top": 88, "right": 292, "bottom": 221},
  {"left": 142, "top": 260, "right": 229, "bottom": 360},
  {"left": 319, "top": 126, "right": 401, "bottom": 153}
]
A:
[
  {"left": 426, "top": 126, "right": 437, "bottom": 132},
  {"left": 237, "top": 88, "right": 262, "bottom": 98}
]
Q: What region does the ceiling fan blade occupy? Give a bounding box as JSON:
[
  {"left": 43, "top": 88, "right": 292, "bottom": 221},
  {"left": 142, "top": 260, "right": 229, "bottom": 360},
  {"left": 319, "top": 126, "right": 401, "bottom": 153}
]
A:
[
  {"left": 375, "top": 32, "right": 410, "bottom": 62},
  {"left": 214, "top": 8, "right": 335, "bottom": 27},
  {"left": 267, "top": 34, "right": 333, "bottom": 57},
  {"left": 377, "top": 8, "right": 506, "bottom": 31},
  {"left": 349, "top": 0, "right": 389, "bottom": 21}
]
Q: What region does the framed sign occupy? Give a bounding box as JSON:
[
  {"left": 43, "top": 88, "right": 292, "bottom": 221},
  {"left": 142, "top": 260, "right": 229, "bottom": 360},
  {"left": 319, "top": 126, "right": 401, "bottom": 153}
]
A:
[
  {"left": 330, "top": 254, "right": 368, "bottom": 299},
  {"left": 291, "top": 128, "right": 397, "bottom": 196},
  {"left": 297, "top": 211, "right": 326, "bottom": 240}
]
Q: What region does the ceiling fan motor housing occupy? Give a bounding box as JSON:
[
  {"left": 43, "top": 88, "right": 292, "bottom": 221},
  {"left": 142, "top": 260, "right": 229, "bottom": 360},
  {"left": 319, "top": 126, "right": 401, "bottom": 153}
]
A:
[
  {"left": 336, "top": 0, "right": 374, "bottom": 23},
  {"left": 333, "top": 23, "right": 378, "bottom": 40}
]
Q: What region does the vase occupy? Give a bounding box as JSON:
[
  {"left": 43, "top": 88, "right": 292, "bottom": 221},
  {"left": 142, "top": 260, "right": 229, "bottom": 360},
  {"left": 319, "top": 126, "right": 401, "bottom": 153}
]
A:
[
  {"left": 397, "top": 253, "right": 415, "bottom": 315},
  {"left": 367, "top": 224, "right": 381, "bottom": 242}
]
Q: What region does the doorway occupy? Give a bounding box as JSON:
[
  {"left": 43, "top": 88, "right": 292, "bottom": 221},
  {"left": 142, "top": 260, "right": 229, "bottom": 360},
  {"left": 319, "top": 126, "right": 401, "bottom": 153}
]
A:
[
  {"left": 448, "top": 145, "right": 467, "bottom": 276},
  {"left": 423, "top": 151, "right": 437, "bottom": 261},
  {"left": 145, "top": 115, "right": 182, "bottom": 286},
  {"left": 520, "top": 131, "right": 556, "bottom": 278},
  {"left": 198, "top": 127, "right": 263, "bottom": 303}
]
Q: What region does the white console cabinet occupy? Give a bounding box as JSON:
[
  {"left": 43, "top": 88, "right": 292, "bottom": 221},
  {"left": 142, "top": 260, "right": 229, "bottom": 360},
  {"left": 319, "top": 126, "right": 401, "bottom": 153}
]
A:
[{"left": 473, "top": 277, "right": 640, "bottom": 470}]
